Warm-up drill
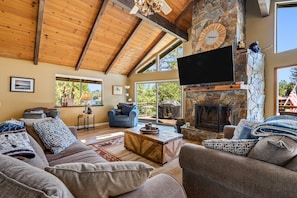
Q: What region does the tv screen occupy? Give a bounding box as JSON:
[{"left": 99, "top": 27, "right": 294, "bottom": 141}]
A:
[{"left": 177, "top": 45, "right": 234, "bottom": 86}]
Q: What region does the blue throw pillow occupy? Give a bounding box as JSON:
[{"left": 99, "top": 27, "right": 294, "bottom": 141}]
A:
[
  {"left": 237, "top": 125, "right": 258, "bottom": 139},
  {"left": 121, "top": 105, "right": 136, "bottom": 115}
]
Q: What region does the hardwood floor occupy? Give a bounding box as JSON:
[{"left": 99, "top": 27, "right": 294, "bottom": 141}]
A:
[{"left": 76, "top": 124, "right": 200, "bottom": 184}]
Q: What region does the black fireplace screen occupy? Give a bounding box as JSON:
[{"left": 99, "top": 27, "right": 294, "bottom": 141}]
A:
[{"left": 195, "top": 105, "right": 231, "bottom": 132}]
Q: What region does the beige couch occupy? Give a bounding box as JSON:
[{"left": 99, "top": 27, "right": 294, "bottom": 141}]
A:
[
  {"left": 0, "top": 118, "right": 186, "bottom": 198},
  {"left": 179, "top": 122, "right": 297, "bottom": 198}
]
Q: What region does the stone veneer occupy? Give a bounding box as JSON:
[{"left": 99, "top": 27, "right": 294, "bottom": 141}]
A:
[{"left": 184, "top": 0, "right": 265, "bottom": 127}]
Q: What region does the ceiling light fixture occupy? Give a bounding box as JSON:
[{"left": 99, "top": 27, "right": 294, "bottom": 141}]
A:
[{"left": 134, "top": 0, "right": 163, "bottom": 16}]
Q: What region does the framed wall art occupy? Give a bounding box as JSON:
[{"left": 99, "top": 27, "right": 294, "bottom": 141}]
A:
[
  {"left": 112, "top": 85, "right": 123, "bottom": 95},
  {"left": 10, "top": 76, "right": 35, "bottom": 93}
]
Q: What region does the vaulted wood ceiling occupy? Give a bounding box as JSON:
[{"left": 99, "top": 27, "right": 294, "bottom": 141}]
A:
[{"left": 0, "top": 0, "right": 192, "bottom": 76}]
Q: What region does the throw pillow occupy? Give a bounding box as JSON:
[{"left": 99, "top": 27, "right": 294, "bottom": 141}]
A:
[
  {"left": 0, "top": 154, "right": 74, "bottom": 198},
  {"left": 232, "top": 119, "right": 260, "bottom": 140},
  {"left": 121, "top": 105, "right": 136, "bottom": 115},
  {"left": 0, "top": 119, "right": 25, "bottom": 132},
  {"left": 21, "top": 117, "right": 53, "bottom": 151},
  {"left": 247, "top": 135, "right": 297, "bottom": 166},
  {"left": 202, "top": 139, "right": 258, "bottom": 156},
  {"left": 33, "top": 118, "right": 77, "bottom": 154},
  {"left": 45, "top": 161, "right": 154, "bottom": 198},
  {"left": 236, "top": 125, "right": 258, "bottom": 139}
]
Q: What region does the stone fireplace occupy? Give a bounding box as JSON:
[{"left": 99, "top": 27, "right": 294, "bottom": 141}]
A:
[
  {"left": 195, "top": 105, "right": 231, "bottom": 132},
  {"left": 183, "top": 0, "right": 265, "bottom": 134}
]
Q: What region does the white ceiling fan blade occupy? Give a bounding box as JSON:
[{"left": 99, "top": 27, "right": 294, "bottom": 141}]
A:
[
  {"left": 130, "top": 5, "right": 139, "bottom": 14},
  {"left": 161, "top": 0, "right": 172, "bottom": 15}
]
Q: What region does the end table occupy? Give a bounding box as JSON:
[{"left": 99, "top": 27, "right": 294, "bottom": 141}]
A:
[{"left": 77, "top": 113, "right": 95, "bottom": 130}]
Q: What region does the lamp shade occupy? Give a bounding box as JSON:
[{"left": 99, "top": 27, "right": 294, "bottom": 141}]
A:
[{"left": 81, "top": 93, "right": 90, "bottom": 101}]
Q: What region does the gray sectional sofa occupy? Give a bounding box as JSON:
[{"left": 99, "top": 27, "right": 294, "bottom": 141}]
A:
[
  {"left": 0, "top": 118, "right": 186, "bottom": 198},
  {"left": 179, "top": 117, "right": 297, "bottom": 198}
]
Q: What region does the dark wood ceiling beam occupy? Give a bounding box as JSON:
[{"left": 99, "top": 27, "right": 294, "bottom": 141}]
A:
[
  {"left": 175, "top": 0, "right": 193, "bottom": 24},
  {"left": 257, "top": 0, "right": 271, "bottom": 17},
  {"left": 127, "top": 32, "right": 166, "bottom": 77},
  {"left": 111, "top": 0, "right": 188, "bottom": 41},
  {"left": 105, "top": 19, "right": 143, "bottom": 74},
  {"left": 34, "top": 0, "right": 45, "bottom": 65},
  {"left": 75, "top": 0, "right": 108, "bottom": 70}
]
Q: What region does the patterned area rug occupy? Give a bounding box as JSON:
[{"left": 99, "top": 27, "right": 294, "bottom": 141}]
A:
[{"left": 87, "top": 132, "right": 124, "bottom": 162}]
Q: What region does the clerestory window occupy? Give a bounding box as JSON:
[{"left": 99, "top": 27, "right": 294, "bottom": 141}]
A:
[{"left": 275, "top": 1, "right": 297, "bottom": 53}]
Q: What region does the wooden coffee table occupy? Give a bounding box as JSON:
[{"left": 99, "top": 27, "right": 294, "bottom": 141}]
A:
[{"left": 124, "top": 126, "right": 183, "bottom": 164}]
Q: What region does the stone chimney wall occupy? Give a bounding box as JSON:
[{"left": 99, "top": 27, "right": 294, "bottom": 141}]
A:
[{"left": 185, "top": 0, "right": 264, "bottom": 126}]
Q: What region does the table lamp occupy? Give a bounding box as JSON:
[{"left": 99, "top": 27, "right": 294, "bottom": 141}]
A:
[{"left": 81, "top": 93, "right": 90, "bottom": 113}]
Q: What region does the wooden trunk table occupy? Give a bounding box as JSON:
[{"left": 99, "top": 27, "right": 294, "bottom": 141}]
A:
[{"left": 124, "top": 127, "right": 183, "bottom": 164}]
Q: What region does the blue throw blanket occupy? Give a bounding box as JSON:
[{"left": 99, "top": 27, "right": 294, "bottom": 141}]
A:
[{"left": 251, "top": 115, "right": 297, "bottom": 141}]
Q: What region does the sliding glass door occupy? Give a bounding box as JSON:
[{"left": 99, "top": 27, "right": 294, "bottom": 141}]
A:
[{"left": 136, "top": 81, "right": 182, "bottom": 125}]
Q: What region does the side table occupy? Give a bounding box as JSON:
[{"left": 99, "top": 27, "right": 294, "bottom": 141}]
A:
[{"left": 77, "top": 113, "right": 95, "bottom": 130}]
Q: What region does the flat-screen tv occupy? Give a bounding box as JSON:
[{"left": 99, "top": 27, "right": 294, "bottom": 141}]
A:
[{"left": 177, "top": 45, "right": 234, "bottom": 86}]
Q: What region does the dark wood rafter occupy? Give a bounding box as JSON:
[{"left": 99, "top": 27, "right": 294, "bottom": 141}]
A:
[
  {"left": 127, "top": 32, "right": 167, "bottom": 77},
  {"left": 104, "top": 19, "right": 143, "bottom": 74},
  {"left": 111, "top": 0, "right": 188, "bottom": 41},
  {"left": 34, "top": 0, "right": 45, "bottom": 65},
  {"left": 75, "top": 0, "right": 108, "bottom": 71},
  {"left": 175, "top": 0, "right": 193, "bottom": 24},
  {"left": 257, "top": 0, "right": 271, "bottom": 17}
]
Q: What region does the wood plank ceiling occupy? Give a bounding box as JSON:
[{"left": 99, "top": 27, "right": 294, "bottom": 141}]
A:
[
  {"left": 0, "top": 0, "right": 193, "bottom": 76},
  {"left": 0, "top": 0, "right": 270, "bottom": 76}
]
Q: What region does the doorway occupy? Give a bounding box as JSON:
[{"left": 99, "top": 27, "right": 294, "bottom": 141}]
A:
[{"left": 136, "top": 81, "right": 182, "bottom": 125}]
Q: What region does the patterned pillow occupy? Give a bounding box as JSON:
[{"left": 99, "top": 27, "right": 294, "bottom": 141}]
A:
[
  {"left": 0, "top": 120, "right": 35, "bottom": 158},
  {"left": 33, "top": 118, "right": 77, "bottom": 154},
  {"left": 202, "top": 139, "right": 258, "bottom": 156}
]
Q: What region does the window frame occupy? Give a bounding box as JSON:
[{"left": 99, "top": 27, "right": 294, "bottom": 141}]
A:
[{"left": 55, "top": 74, "right": 103, "bottom": 107}]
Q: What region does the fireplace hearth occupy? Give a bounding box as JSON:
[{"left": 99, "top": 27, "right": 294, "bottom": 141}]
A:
[{"left": 195, "top": 105, "right": 231, "bottom": 132}]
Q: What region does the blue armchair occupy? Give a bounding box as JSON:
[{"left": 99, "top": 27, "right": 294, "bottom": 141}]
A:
[{"left": 108, "top": 104, "right": 139, "bottom": 128}]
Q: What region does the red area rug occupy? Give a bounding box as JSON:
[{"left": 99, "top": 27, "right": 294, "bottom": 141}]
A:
[{"left": 88, "top": 133, "right": 124, "bottom": 162}]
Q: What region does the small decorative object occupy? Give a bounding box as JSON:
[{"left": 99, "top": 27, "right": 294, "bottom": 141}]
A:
[
  {"left": 140, "top": 122, "right": 159, "bottom": 134},
  {"left": 198, "top": 23, "right": 226, "bottom": 51},
  {"left": 81, "top": 93, "right": 90, "bottom": 113},
  {"left": 10, "top": 76, "right": 35, "bottom": 93},
  {"left": 249, "top": 41, "right": 261, "bottom": 53},
  {"left": 112, "top": 85, "right": 123, "bottom": 95}
]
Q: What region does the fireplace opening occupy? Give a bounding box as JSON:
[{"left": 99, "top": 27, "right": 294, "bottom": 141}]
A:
[{"left": 195, "top": 105, "right": 231, "bottom": 132}]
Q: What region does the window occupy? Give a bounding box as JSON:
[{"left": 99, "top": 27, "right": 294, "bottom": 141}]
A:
[
  {"left": 138, "top": 41, "right": 183, "bottom": 73},
  {"left": 55, "top": 75, "right": 102, "bottom": 107},
  {"left": 276, "top": 1, "right": 297, "bottom": 53}
]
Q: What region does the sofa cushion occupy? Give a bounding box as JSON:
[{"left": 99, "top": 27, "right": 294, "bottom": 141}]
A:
[
  {"left": 202, "top": 139, "right": 258, "bottom": 156},
  {"left": 232, "top": 119, "right": 260, "bottom": 140},
  {"left": 248, "top": 135, "right": 297, "bottom": 166},
  {"left": 285, "top": 155, "right": 297, "bottom": 171},
  {"left": 33, "top": 118, "right": 77, "bottom": 154},
  {"left": 0, "top": 154, "right": 74, "bottom": 198},
  {"left": 45, "top": 161, "right": 154, "bottom": 198},
  {"left": 21, "top": 117, "right": 53, "bottom": 151}
]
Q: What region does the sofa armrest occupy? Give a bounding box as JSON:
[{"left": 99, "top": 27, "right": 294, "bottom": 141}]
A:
[
  {"left": 129, "top": 108, "right": 139, "bottom": 118},
  {"left": 114, "top": 174, "right": 186, "bottom": 198},
  {"left": 179, "top": 143, "right": 297, "bottom": 197},
  {"left": 68, "top": 126, "right": 77, "bottom": 138},
  {"left": 223, "top": 125, "right": 236, "bottom": 139}
]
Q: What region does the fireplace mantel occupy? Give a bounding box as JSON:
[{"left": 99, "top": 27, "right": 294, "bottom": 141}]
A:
[{"left": 184, "top": 84, "right": 248, "bottom": 92}]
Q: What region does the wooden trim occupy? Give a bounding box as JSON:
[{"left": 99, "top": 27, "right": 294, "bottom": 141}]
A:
[
  {"left": 34, "top": 0, "right": 45, "bottom": 65},
  {"left": 184, "top": 84, "right": 248, "bottom": 92},
  {"left": 75, "top": 0, "right": 108, "bottom": 71},
  {"left": 175, "top": 0, "right": 193, "bottom": 25}
]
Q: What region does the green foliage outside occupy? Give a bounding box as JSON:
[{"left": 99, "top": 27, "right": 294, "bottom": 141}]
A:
[{"left": 279, "top": 67, "right": 297, "bottom": 97}]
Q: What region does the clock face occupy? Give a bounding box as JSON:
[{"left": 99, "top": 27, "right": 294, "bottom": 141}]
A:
[{"left": 198, "top": 23, "right": 226, "bottom": 51}]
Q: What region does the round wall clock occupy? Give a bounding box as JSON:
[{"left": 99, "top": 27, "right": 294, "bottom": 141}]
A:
[{"left": 198, "top": 23, "right": 227, "bottom": 51}]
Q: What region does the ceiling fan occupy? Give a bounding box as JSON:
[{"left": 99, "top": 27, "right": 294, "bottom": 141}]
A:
[{"left": 130, "top": 0, "right": 172, "bottom": 16}]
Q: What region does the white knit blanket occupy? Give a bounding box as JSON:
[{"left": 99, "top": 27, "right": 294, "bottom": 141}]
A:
[{"left": 251, "top": 115, "right": 297, "bottom": 141}]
